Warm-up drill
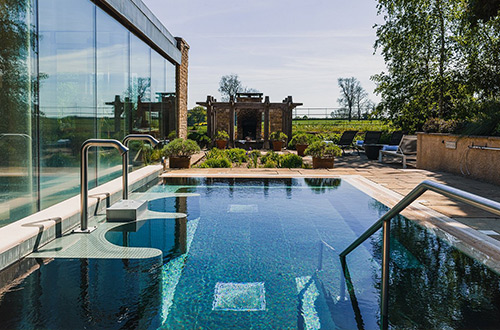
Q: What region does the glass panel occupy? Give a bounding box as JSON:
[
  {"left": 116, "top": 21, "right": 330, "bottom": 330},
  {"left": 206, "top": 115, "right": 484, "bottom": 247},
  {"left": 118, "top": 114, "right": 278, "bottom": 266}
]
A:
[
  {"left": 150, "top": 50, "right": 165, "bottom": 138},
  {"left": 129, "top": 34, "right": 151, "bottom": 167},
  {"left": 165, "top": 60, "right": 177, "bottom": 138},
  {"left": 0, "top": 0, "right": 37, "bottom": 226},
  {"left": 38, "top": 0, "right": 96, "bottom": 209},
  {"left": 96, "top": 7, "right": 129, "bottom": 185}
]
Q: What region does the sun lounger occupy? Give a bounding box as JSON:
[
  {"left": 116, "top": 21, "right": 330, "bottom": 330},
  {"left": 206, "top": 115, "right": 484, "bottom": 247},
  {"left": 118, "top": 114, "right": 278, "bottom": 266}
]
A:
[
  {"left": 355, "top": 131, "right": 382, "bottom": 156},
  {"left": 378, "top": 135, "right": 417, "bottom": 168},
  {"left": 337, "top": 130, "right": 358, "bottom": 156}
]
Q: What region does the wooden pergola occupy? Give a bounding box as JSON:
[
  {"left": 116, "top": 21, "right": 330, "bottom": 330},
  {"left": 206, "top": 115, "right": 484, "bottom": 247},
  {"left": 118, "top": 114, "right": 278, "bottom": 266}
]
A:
[{"left": 197, "top": 93, "right": 302, "bottom": 148}]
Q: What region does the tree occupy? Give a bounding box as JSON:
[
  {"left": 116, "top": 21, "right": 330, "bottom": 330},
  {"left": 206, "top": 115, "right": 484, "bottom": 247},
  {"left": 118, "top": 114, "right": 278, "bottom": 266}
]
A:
[
  {"left": 218, "top": 74, "right": 259, "bottom": 101},
  {"left": 337, "top": 77, "right": 369, "bottom": 121},
  {"left": 218, "top": 74, "right": 243, "bottom": 101},
  {"left": 372, "top": 0, "right": 500, "bottom": 133},
  {"left": 187, "top": 106, "right": 207, "bottom": 126}
]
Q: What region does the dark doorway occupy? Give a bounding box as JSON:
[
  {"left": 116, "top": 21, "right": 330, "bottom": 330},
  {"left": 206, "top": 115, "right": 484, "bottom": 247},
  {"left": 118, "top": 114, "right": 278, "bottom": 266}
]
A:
[{"left": 242, "top": 118, "right": 257, "bottom": 140}]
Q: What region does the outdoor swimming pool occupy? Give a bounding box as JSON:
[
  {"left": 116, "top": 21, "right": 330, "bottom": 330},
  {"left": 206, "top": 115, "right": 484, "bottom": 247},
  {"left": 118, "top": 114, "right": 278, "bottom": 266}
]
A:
[{"left": 1, "top": 177, "right": 500, "bottom": 329}]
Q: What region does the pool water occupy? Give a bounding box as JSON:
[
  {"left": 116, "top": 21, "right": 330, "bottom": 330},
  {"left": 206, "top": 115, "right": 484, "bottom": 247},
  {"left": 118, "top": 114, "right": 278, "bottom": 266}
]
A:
[{"left": 1, "top": 177, "right": 500, "bottom": 329}]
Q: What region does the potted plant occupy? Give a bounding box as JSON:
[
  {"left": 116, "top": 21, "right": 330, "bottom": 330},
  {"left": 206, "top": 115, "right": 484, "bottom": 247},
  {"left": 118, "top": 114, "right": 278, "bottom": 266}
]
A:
[
  {"left": 270, "top": 131, "right": 288, "bottom": 151},
  {"left": 162, "top": 138, "right": 200, "bottom": 168},
  {"left": 305, "top": 141, "right": 342, "bottom": 168},
  {"left": 289, "top": 133, "right": 314, "bottom": 156},
  {"left": 214, "top": 130, "right": 229, "bottom": 149}
]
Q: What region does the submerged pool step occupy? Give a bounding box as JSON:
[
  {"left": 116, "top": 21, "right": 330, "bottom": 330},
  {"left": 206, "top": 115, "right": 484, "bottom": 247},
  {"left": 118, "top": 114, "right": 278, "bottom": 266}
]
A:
[{"left": 106, "top": 200, "right": 147, "bottom": 222}]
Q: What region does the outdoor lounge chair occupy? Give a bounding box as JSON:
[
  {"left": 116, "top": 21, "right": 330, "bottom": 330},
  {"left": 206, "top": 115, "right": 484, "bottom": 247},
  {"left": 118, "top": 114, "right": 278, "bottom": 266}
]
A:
[
  {"left": 355, "top": 131, "right": 382, "bottom": 155},
  {"left": 378, "top": 135, "right": 417, "bottom": 168},
  {"left": 388, "top": 131, "right": 404, "bottom": 146},
  {"left": 337, "top": 130, "right": 358, "bottom": 155}
]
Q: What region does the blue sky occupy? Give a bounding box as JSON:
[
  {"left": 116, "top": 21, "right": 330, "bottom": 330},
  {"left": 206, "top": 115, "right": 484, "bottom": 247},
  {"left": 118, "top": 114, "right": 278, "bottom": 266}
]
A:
[{"left": 142, "top": 0, "right": 386, "bottom": 109}]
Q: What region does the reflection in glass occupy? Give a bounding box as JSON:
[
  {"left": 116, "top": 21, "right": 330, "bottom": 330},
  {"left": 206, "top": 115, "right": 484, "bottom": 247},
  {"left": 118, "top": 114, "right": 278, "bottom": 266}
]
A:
[
  {"left": 96, "top": 7, "right": 129, "bottom": 185},
  {"left": 39, "top": 0, "right": 96, "bottom": 209},
  {"left": 0, "top": 0, "right": 37, "bottom": 226},
  {"left": 0, "top": 0, "right": 178, "bottom": 226}
]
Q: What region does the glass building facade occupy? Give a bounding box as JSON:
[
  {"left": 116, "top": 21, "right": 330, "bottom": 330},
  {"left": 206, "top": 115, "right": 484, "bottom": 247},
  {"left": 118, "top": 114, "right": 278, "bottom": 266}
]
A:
[{"left": 0, "top": 0, "right": 181, "bottom": 227}]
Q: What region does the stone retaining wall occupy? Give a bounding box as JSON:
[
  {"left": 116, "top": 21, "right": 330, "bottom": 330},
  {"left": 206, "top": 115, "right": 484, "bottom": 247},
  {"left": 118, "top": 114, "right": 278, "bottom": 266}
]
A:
[{"left": 417, "top": 133, "right": 500, "bottom": 185}]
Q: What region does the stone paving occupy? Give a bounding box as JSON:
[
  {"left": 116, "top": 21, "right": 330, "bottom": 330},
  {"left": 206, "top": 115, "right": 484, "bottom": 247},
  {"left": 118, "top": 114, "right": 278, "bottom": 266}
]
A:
[{"left": 164, "top": 150, "right": 500, "bottom": 241}]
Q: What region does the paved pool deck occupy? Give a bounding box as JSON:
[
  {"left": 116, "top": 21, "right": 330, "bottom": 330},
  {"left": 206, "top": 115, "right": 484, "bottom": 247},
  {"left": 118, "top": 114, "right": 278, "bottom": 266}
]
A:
[{"left": 163, "top": 151, "right": 500, "bottom": 242}]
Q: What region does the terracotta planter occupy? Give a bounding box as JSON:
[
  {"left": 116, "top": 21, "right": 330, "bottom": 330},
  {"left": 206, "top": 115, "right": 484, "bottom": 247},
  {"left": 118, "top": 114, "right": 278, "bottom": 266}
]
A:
[
  {"left": 169, "top": 156, "right": 191, "bottom": 168},
  {"left": 312, "top": 157, "right": 334, "bottom": 169},
  {"left": 296, "top": 144, "right": 308, "bottom": 157},
  {"left": 215, "top": 139, "right": 227, "bottom": 149},
  {"left": 272, "top": 140, "right": 283, "bottom": 151}
]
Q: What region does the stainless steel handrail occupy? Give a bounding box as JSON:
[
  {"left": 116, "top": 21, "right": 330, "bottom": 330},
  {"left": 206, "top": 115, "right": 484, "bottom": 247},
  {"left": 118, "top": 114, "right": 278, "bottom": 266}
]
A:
[
  {"left": 339, "top": 179, "right": 500, "bottom": 330},
  {"left": 78, "top": 139, "right": 128, "bottom": 233},
  {"left": 122, "top": 134, "right": 159, "bottom": 199}
]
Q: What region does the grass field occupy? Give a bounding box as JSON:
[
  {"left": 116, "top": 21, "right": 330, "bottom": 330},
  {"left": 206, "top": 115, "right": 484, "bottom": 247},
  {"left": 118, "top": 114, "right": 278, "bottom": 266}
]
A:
[{"left": 292, "top": 119, "right": 393, "bottom": 133}]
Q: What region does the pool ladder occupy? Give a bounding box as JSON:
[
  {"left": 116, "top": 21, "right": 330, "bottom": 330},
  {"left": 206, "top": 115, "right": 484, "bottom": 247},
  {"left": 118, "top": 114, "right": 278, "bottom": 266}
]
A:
[{"left": 339, "top": 180, "right": 500, "bottom": 330}]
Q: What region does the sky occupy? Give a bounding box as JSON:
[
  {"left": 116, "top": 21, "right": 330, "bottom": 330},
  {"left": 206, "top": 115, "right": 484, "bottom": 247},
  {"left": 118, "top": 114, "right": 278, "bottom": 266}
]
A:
[{"left": 142, "top": 0, "right": 387, "bottom": 109}]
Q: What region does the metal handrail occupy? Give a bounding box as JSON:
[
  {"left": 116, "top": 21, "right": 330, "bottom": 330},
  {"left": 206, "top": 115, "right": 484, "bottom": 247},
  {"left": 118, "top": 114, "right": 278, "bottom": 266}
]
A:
[
  {"left": 122, "top": 134, "right": 159, "bottom": 199},
  {"left": 339, "top": 179, "right": 500, "bottom": 330},
  {"left": 77, "top": 139, "right": 128, "bottom": 233}
]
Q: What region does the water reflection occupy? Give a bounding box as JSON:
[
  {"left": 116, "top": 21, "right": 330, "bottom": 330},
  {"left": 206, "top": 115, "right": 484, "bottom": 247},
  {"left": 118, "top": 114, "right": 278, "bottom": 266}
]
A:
[
  {"left": 304, "top": 178, "right": 341, "bottom": 194},
  {"left": 351, "top": 216, "right": 500, "bottom": 329},
  {"left": 0, "top": 257, "right": 163, "bottom": 329},
  {"left": 106, "top": 217, "right": 188, "bottom": 261}
]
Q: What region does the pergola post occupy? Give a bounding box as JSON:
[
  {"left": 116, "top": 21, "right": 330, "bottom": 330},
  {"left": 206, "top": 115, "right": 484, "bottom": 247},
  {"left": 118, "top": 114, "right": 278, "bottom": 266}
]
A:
[
  {"left": 229, "top": 96, "right": 235, "bottom": 148},
  {"left": 206, "top": 96, "right": 213, "bottom": 140},
  {"left": 287, "top": 96, "right": 293, "bottom": 141},
  {"left": 264, "top": 96, "right": 270, "bottom": 149}
]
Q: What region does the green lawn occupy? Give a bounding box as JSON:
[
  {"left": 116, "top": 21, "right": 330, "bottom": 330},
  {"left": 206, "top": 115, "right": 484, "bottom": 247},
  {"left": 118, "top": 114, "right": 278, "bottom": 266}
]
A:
[{"left": 292, "top": 119, "right": 392, "bottom": 133}]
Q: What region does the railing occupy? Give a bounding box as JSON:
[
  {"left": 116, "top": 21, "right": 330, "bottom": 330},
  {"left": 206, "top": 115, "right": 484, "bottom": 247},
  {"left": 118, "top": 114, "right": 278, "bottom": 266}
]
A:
[
  {"left": 293, "top": 107, "right": 370, "bottom": 120},
  {"left": 339, "top": 180, "right": 500, "bottom": 330}
]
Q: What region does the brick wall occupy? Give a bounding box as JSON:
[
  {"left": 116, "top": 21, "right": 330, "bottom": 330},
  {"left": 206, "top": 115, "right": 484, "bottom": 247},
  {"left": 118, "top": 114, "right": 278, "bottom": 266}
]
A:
[
  {"left": 270, "top": 109, "right": 282, "bottom": 134},
  {"left": 216, "top": 109, "right": 231, "bottom": 135},
  {"left": 175, "top": 38, "right": 189, "bottom": 139}
]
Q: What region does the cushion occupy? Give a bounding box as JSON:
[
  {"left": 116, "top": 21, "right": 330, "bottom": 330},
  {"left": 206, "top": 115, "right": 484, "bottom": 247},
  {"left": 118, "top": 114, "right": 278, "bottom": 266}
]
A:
[{"left": 382, "top": 145, "right": 398, "bottom": 151}]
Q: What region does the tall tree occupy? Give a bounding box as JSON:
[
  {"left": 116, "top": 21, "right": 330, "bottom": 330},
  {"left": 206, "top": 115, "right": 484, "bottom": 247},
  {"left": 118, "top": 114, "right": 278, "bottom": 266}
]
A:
[
  {"left": 218, "top": 74, "right": 259, "bottom": 101},
  {"left": 372, "top": 0, "right": 500, "bottom": 133},
  {"left": 372, "top": 0, "right": 460, "bottom": 131},
  {"left": 218, "top": 74, "right": 243, "bottom": 101},
  {"left": 337, "top": 77, "right": 368, "bottom": 121}
]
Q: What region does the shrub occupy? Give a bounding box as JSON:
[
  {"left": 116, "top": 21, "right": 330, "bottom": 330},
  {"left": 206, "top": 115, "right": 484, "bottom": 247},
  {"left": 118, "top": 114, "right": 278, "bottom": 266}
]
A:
[
  {"left": 248, "top": 150, "right": 261, "bottom": 168},
  {"left": 167, "top": 131, "right": 177, "bottom": 140},
  {"left": 318, "top": 132, "right": 341, "bottom": 143},
  {"left": 288, "top": 133, "right": 316, "bottom": 149},
  {"left": 305, "top": 141, "right": 342, "bottom": 158},
  {"left": 270, "top": 131, "right": 288, "bottom": 142},
  {"left": 279, "top": 153, "right": 303, "bottom": 168},
  {"left": 423, "top": 118, "right": 465, "bottom": 134},
  {"left": 261, "top": 150, "right": 281, "bottom": 167},
  {"left": 199, "top": 157, "right": 231, "bottom": 168},
  {"left": 188, "top": 131, "right": 211, "bottom": 148},
  {"left": 214, "top": 130, "right": 229, "bottom": 140},
  {"left": 205, "top": 148, "right": 226, "bottom": 159},
  {"left": 263, "top": 159, "right": 278, "bottom": 168},
  {"left": 226, "top": 148, "right": 248, "bottom": 163},
  {"left": 162, "top": 138, "right": 200, "bottom": 157}
]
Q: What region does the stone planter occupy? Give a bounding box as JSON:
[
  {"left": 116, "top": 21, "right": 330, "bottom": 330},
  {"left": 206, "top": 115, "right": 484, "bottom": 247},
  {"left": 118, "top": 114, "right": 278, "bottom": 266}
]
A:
[
  {"left": 215, "top": 139, "right": 227, "bottom": 149},
  {"left": 417, "top": 133, "right": 500, "bottom": 185},
  {"left": 169, "top": 156, "right": 191, "bottom": 169},
  {"left": 312, "top": 157, "right": 334, "bottom": 169},
  {"left": 272, "top": 141, "right": 283, "bottom": 151},
  {"left": 296, "top": 144, "right": 308, "bottom": 157}
]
